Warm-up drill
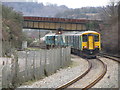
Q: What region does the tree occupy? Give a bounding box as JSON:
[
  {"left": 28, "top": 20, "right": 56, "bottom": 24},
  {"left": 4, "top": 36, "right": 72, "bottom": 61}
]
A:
[
  {"left": 99, "top": 0, "right": 119, "bottom": 54},
  {"left": 2, "top": 5, "right": 24, "bottom": 56},
  {"left": 100, "top": 0, "right": 118, "bottom": 23}
]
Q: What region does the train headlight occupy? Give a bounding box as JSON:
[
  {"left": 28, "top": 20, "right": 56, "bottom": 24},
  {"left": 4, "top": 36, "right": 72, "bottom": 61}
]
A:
[
  {"left": 83, "top": 46, "right": 87, "bottom": 48},
  {"left": 58, "top": 31, "right": 61, "bottom": 34},
  {"left": 90, "top": 51, "right": 93, "bottom": 54},
  {"left": 95, "top": 46, "right": 99, "bottom": 48}
]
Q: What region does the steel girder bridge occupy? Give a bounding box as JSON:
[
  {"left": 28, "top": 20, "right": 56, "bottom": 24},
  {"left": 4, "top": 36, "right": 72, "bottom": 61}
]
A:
[{"left": 23, "top": 16, "right": 88, "bottom": 31}]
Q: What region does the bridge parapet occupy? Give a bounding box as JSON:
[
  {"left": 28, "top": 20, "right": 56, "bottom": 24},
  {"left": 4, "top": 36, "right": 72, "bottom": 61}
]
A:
[
  {"left": 24, "top": 16, "right": 88, "bottom": 23},
  {"left": 23, "top": 16, "right": 88, "bottom": 31}
]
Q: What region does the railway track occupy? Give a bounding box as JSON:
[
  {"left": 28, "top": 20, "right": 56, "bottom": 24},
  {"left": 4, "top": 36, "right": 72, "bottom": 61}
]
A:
[
  {"left": 56, "top": 59, "right": 92, "bottom": 89},
  {"left": 99, "top": 53, "right": 120, "bottom": 63},
  {"left": 82, "top": 58, "right": 107, "bottom": 89},
  {"left": 100, "top": 52, "right": 120, "bottom": 58},
  {"left": 56, "top": 58, "right": 107, "bottom": 89}
]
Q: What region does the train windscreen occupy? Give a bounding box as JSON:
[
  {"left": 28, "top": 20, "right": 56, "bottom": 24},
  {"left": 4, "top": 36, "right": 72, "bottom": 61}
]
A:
[
  {"left": 82, "top": 35, "right": 88, "bottom": 42},
  {"left": 94, "top": 35, "right": 99, "bottom": 41}
]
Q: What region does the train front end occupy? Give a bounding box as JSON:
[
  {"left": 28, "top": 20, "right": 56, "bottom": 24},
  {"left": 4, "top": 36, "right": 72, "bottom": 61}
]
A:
[{"left": 81, "top": 31, "right": 101, "bottom": 58}]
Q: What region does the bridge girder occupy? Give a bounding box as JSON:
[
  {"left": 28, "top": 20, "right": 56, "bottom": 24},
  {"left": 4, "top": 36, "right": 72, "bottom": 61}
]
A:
[{"left": 23, "top": 16, "right": 88, "bottom": 31}]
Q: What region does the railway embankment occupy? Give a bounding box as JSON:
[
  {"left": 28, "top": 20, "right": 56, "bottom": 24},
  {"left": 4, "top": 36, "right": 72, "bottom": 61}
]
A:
[{"left": 92, "top": 56, "right": 119, "bottom": 88}]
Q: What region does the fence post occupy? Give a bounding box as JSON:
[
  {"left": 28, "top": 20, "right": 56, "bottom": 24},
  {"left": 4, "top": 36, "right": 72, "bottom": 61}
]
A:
[
  {"left": 11, "top": 50, "right": 19, "bottom": 88},
  {"left": 44, "top": 50, "right": 48, "bottom": 76},
  {"left": 60, "top": 47, "right": 62, "bottom": 67},
  {"left": 33, "top": 51, "right": 35, "bottom": 79},
  {"left": 25, "top": 51, "right": 27, "bottom": 79}
]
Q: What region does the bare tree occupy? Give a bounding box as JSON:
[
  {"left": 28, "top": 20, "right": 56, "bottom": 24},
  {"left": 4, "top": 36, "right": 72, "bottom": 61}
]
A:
[
  {"left": 118, "top": 1, "right": 120, "bottom": 54},
  {"left": 99, "top": 0, "right": 119, "bottom": 54},
  {"left": 100, "top": 0, "right": 118, "bottom": 24}
]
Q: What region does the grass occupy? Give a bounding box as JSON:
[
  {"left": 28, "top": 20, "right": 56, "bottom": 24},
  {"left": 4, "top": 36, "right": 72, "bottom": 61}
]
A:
[
  {"left": 68, "top": 61, "right": 80, "bottom": 68},
  {"left": 22, "top": 80, "right": 37, "bottom": 85},
  {"left": 25, "top": 47, "right": 41, "bottom": 51},
  {"left": 60, "top": 60, "right": 80, "bottom": 70},
  {"left": 21, "top": 76, "right": 46, "bottom": 86}
]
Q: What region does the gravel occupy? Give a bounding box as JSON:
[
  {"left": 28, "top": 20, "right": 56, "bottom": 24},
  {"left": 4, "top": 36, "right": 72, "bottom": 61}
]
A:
[
  {"left": 92, "top": 56, "right": 119, "bottom": 88},
  {"left": 18, "top": 55, "right": 89, "bottom": 88},
  {"left": 68, "top": 59, "right": 104, "bottom": 88}
]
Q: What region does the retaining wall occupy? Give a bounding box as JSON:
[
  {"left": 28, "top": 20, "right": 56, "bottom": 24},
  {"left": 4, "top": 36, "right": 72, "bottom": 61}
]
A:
[{"left": 2, "top": 47, "right": 71, "bottom": 88}]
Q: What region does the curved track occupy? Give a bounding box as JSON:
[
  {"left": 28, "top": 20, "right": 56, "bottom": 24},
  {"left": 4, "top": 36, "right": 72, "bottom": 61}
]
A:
[
  {"left": 82, "top": 58, "right": 107, "bottom": 89},
  {"left": 99, "top": 53, "right": 120, "bottom": 63},
  {"left": 56, "top": 59, "right": 92, "bottom": 90},
  {"left": 56, "top": 57, "right": 107, "bottom": 89}
]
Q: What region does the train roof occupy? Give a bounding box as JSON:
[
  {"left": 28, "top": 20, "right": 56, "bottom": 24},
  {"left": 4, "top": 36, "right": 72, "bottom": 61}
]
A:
[
  {"left": 45, "top": 33, "right": 56, "bottom": 36},
  {"left": 79, "top": 31, "right": 99, "bottom": 35},
  {"left": 44, "top": 31, "right": 100, "bottom": 37},
  {"left": 63, "top": 31, "right": 99, "bottom": 36}
]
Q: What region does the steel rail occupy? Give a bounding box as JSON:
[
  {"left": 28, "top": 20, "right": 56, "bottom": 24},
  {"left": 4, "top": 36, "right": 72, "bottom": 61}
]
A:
[
  {"left": 56, "top": 59, "right": 92, "bottom": 90},
  {"left": 56, "top": 58, "right": 107, "bottom": 90},
  {"left": 99, "top": 53, "right": 120, "bottom": 63},
  {"left": 99, "top": 52, "right": 120, "bottom": 58},
  {"left": 82, "top": 58, "right": 107, "bottom": 89}
]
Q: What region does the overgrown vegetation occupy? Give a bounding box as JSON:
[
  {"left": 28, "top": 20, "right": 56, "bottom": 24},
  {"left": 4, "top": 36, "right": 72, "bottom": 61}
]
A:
[
  {"left": 3, "top": 2, "right": 68, "bottom": 17},
  {"left": 2, "top": 5, "right": 25, "bottom": 56},
  {"left": 55, "top": 7, "right": 102, "bottom": 19},
  {"left": 3, "top": 2, "right": 102, "bottom": 19},
  {"left": 99, "top": 1, "right": 119, "bottom": 54}
]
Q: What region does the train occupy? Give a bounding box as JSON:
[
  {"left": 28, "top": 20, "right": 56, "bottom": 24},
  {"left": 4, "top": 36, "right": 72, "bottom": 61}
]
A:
[{"left": 44, "top": 31, "right": 101, "bottom": 58}]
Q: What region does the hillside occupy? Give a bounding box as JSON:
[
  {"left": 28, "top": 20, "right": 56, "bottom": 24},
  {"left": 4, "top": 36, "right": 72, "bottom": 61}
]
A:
[
  {"left": 3, "top": 2, "right": 102, "bottom": 19},
  {"left": 3, "top": 2, "right": 69, "bottom": 17},
  {"left": 55, "top": 7, "right": 102, "bottom": 19}
]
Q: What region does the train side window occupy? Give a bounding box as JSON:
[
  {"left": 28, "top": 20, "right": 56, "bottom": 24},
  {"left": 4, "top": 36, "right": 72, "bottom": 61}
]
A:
[
  {"left": 68, "top": 36, "right": 69, "bottom": 44},
  {"left": 48, "top": 36, "right": 51, "bottom": 40},
  {"left": 82, "top": 35, "right": 88, "bottom": 42},
  {"left": 94, "top": 35, "right": 99, "bottom": 41},
  {"left": 52, "top": 36, "right": 55, "bottom": 40}
]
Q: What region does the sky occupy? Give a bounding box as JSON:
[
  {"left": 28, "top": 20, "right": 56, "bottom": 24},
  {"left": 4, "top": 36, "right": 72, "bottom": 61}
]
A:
[
  {"left": 36, "top": 0, "right": 110, "bottom": 8},
  {"left": 1, "top": 0, "right": 119, "bottom": 8}
]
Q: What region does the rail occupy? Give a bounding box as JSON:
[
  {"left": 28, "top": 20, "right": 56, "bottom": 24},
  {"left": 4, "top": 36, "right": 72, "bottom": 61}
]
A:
[
  {"left": 56, "top": 59, "right": 92, "bottom": 90},
  {"left": 82, "top": 58, "right": 107, "bottom": 89},
  {"left": 56, "top": 57, "right": 107, "bottom": 89},
  {"left": 99, "top": 53, "right": 120, "bottom": 63}
]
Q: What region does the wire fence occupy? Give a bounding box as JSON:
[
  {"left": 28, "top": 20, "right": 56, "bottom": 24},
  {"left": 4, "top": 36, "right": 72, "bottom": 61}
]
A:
[{"left": 2, "top": 46, "right": 71, "bottom": 88}]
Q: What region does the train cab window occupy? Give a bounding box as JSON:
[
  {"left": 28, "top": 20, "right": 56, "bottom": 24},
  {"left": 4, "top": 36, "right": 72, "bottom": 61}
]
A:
[
  {"left": 94, "top": 35, "right": 99, "bottom": 41},
  {"left": 82, "top": 35, "right": 88, "bottom": 42}
]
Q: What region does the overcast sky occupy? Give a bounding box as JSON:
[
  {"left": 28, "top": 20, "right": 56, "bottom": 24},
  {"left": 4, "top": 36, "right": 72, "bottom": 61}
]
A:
[
  {"left": 1, "top": 0, "right": 119, "bottom": 8},
  {"left": 37, "top": 0, "right": 110, "bottom": 8}
]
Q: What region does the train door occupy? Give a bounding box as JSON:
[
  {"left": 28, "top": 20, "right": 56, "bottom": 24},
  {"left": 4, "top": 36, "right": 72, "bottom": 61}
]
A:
[{"left": 88, "top": 35, "right": 94, "bottom": 49}]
